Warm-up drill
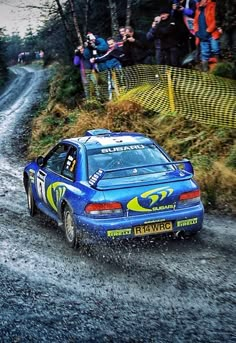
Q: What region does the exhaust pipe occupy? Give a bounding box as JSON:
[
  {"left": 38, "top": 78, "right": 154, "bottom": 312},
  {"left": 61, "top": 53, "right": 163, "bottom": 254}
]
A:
[{"left": 174, "top": 231, "right": 185, "bottom": 239}]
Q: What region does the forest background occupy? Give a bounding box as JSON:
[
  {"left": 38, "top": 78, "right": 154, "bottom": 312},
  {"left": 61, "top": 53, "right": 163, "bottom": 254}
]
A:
[{"left": 0, "top": 0, "right": 170, "bottom": 76}]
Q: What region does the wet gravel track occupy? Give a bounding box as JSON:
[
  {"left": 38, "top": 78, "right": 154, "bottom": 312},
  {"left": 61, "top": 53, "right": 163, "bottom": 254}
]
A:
[{"left": 0, "top": 66, "right": 235, "bottom": 343}]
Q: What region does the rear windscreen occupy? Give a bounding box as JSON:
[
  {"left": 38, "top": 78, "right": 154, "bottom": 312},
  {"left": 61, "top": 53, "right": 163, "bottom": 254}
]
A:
[{"left": 87, "top": 144, "right": 174, "bottom": 179}]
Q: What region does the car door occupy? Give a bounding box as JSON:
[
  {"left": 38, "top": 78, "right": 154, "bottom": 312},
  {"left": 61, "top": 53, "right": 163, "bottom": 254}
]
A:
[{"left": 36, "top": 143, "right": 77, "bottom": 215}]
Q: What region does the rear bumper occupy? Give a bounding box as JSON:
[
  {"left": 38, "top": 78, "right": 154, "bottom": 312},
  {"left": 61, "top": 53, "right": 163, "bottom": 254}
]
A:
[{"left": 74, "top": 203, "right": 204, "bottom": 241}]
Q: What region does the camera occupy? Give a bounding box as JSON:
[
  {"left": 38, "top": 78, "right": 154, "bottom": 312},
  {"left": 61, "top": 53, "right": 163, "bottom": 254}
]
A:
[
  {"left": 86, "top": 33, "right": 96, "bottom": 45},
  {"left": 125, "top": 34, "right": 131, "bottom": 39},
  {"left": 86, "top": 37, "right": 96, "bottom": 50},
  {"left": 173, "top": 1, "right": 181, "bottom": 9},
  {"left": 86, "top": 36, "right": 92, "bottom": 43}
]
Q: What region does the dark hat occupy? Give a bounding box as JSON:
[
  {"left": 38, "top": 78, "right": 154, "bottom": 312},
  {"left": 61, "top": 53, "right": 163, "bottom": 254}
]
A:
[{"left": 159, "top": 6, "right": 171, "bottom": 14}]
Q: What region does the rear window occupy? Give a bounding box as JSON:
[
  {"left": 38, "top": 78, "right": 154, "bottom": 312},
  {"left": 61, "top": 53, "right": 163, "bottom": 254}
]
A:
[{"left": 87, "top": 144, "right": 173, "bottom": 179}]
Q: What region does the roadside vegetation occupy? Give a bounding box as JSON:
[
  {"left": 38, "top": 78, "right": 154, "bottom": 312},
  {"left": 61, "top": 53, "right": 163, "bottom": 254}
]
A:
[
  {"left": 0, "top": 29, "right": 8, "bottom": 88},
  {"left": 27, "top": 64, "right": 236, "bottom": 215}
]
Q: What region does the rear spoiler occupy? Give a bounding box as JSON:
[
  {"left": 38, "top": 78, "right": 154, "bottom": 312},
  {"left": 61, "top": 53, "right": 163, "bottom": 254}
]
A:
[{"left": 89, "top": 160, "right": 194, "bottom": 189}]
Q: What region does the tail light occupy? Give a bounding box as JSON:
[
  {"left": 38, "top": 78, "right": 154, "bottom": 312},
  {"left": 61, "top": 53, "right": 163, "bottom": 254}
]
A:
[
  {"left": 178, "top": 189, "right": 201, "bottom": 208},
  {"left": 85, "top": 202, "right": 123, "bottom": 215}
]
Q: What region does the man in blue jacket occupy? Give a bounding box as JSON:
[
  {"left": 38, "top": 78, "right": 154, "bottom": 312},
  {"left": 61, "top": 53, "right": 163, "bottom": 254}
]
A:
[
  {"left": 83, "top": 33, "right": 109, "bottom": 72},
  {"left": 90, "top": 37, "right": 125, "bottom": 100}
]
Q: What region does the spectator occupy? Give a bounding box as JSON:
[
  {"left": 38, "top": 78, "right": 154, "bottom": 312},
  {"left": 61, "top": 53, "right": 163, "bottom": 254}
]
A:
[
  {"left": 122, "top": 26, "right": 153, "bottom": 65},
  {"left": 35, "top": 51, "right": 40, "bottom": 60},
  {"left": 117, "top": 27, "right": 126, "bottom": 45},
  {"left": 90, "top": 37, "right": 125, "bottom": 100},
  {"left": 39, "top": 50, "right": 45, "bottom": 59},
  {"left": 146, "top": 16, "right": 161, "bottom": 64},
  {"left": 150, "top": 6, "right": 180, "bottom": 67},
  {"left": 83, "top": 32, "right": 109, "bottom": 72},
  {"left": 194, "top": 0, "right": 221, "bottom": 71},
  {"left": 73, "top": 45, "right": 94, "bottom": 99},
  {"left": 215, "top": 0, "right": 236, "bottom": 60},
  {"left": 18, "top": 52, "right": 25, "bottom": 64},
  {"left": 90, "top": 37, "right": 127, "bottom": 68},
  {"left": 172, "top": 0, "right": 196, "bottom": 61}
]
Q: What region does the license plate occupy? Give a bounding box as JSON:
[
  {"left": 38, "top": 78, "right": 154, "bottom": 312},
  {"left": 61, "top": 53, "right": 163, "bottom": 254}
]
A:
[{"left": 134, "top": 221, "right": 172, "bottom": 236}]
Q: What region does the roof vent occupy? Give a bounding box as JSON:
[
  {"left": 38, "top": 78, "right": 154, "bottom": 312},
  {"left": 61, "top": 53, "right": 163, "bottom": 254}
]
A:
[{"left": 84, "top": 129, "right": 112, "bottom": 136}]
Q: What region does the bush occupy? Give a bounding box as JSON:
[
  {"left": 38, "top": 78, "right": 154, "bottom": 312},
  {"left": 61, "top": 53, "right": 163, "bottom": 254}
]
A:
[
  {"left": 212, "top": 62, "right": 236, "bottom": 80},
  {"left": 50, "top": 65, "right": 84, "bottom": 107},
  {"left": 227, "top": 144, "right": 236, "bottom": 168}
]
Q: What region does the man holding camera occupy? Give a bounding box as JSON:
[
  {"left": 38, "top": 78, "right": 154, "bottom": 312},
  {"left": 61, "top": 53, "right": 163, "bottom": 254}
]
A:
[
  {"left": 172, "top": 0, "right": 196, "bottom": 60},
  {"left": 122, "top": 26, "right": 153, "bottom": 66},
  {"left": 73, "top": 45, "right": 93, "bottom": 99},
  {"left": 83, "top": 32, "right": 109, "bottom": 72},
  {"left": 148, "top": 6, "right": 180, "bottom": 67}
]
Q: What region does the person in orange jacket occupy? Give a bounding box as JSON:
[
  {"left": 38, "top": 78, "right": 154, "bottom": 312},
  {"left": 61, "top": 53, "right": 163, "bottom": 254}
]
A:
[{"left": 194, "top": 0, "right": 221, "bottom": 71}]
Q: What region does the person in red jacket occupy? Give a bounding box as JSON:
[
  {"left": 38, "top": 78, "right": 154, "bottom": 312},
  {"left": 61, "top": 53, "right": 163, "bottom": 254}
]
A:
[{"left": 194, "top": 0, "right": 221, "bottom": 71}]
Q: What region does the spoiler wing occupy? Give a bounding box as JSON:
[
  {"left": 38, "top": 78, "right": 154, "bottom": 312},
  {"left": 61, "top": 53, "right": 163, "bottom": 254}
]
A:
[{"left": 89, "top": 160, "right": 194, "bottom": 189}]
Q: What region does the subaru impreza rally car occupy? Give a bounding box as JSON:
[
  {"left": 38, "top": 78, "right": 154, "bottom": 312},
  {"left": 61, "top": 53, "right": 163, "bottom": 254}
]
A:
[{"left": 23, "top": 129, "right": 204, "bottom": 248}]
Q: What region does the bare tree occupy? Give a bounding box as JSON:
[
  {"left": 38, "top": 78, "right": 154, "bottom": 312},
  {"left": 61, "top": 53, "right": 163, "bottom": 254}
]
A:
[
  {"left": 83, "top": 0, "right": 90, "bottom": 36},
  {"left": 68, "top": 0, "right": 83, "bottom": 45},
  {"left": 108, "top": 0, "right": 119, "bottom": 37},
  {"left": 125, "top": 0, "right": 132, "bottom": 26},
  {"left": 54, "top": 0, "right": 71, "bottom": 38}
]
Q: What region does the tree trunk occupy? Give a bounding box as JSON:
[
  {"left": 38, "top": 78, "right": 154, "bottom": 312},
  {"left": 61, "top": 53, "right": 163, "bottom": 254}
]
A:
[
  {"left": 108, "top": 0, "right": 119, "bottom": 38},
  {"left": 125, "top": 0, "right": 132, "bottom": 26},
  {"left": 68, "top": 0, "right": 83, "bottom": 45},
  {"left": 54, "top": 0, "right": 71, "bottom": 36},
  {"left": 83, "top": 0, "right": 90, "bottom": 37}
]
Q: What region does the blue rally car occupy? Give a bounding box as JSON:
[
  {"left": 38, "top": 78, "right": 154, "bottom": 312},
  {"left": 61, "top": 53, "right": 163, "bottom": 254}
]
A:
[{"left": 23, "top": 129, "right": 204, "bottom": 248}]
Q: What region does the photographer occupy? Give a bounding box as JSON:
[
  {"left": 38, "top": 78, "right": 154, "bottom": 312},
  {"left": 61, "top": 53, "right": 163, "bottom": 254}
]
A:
[
  {"left": 122, "top": 26, "right": 153, "bottom": 65},
  {"left": 73, "top": 45, "right": 93, "bottom": 99},
  {"left": 83, "top": 32, "right": 109, "bottom": 72},
  {"left": 172, "top": 0, "right": 196, "bottom": 18},
  {"left": 148, "top": 7, "right": 180, "bottom": 67},
  {"left": 172, "top": 0, "right": 197, "bottom": 61},
  {"left": 146, "top": 16, "right": 162, "bottom": 64}
]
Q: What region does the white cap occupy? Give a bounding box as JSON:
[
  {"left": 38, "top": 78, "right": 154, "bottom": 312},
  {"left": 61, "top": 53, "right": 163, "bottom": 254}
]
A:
[{"left": 87, "top": 33, "right": 96, "bottom": 40}]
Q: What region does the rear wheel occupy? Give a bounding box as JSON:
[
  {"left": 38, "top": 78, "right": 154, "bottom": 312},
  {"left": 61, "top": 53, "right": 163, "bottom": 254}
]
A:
[
  {"left": 63, "top": 205, "right": 79, "bottom": 248},
  {"left": 27, "top": 182, "right": 37, "bottom": 217}
]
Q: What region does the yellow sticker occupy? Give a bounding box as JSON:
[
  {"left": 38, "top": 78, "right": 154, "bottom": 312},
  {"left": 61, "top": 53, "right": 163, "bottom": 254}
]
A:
[
  {"left": 127, "top": 187, "right": 174, "bottom": 212},
  {"left": 107, "top": 229, "right": 132, "bottom": 237},
  {"left": 177, "top": 218, "right": 198, "bottom": 227},
  {"left": 70, "top": 160, "right": 76, "bottom": 172},
  {"left": 46, "top": 182, "right": 66, "bottom": 211}
]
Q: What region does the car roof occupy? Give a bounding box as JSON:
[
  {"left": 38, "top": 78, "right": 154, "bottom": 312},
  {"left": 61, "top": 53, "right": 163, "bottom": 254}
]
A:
[{"left": 62, "top": 131, "right": 153, "bottom": 150}]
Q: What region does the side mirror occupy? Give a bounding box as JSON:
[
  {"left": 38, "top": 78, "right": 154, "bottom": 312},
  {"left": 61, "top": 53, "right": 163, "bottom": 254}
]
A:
[{"left": 36, "top": 156, "right": 45, "bottom": 167}]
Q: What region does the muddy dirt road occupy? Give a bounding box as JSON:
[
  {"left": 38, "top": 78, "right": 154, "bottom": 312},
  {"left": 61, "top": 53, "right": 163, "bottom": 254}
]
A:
[{"left": 0, "top": 66, "right": 235, "bottom": 343}]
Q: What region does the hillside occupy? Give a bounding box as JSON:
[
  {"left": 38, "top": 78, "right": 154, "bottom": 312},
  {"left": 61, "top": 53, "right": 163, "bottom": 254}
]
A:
[{"left": 28, "top": 64, "right": 236, "bottom": 215}]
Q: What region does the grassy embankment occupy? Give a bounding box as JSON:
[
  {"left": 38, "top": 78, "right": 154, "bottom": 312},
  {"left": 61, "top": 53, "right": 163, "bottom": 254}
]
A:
[{"left": 28, "top": 64, "right": 236, "bottom": 215}]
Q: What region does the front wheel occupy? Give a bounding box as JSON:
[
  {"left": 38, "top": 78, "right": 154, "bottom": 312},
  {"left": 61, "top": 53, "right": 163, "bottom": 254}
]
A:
[
  {"left": 27, "top": 182, "right": 37, "bottom": 217},
  {"left": 63, "top": 205, "right": 79, "bottom": 248}
]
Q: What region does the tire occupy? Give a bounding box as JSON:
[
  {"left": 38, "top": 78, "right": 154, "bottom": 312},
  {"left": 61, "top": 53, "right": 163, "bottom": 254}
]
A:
[
  {"left": 63, "top": 205, "right": 79, "bottom": 248},
  {"left": 27, "top": 182, "right": 37, "bottom": 217}
]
